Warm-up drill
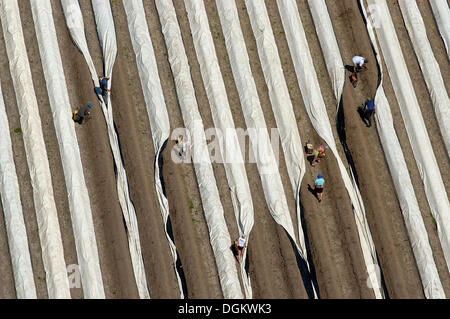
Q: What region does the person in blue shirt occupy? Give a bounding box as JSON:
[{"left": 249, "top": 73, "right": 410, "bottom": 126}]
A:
[
  {"left": 99, "top": 76, "right": 110, "bottom": 97},
  {"left": 314, "top": 174, "right": 325, "bottom": 202},
  {"left": 361, "top": 99, "right": 376, "bottom": 127}
]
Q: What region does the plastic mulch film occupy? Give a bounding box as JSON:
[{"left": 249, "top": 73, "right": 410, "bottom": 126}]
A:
[
  {"left": 364, "top": 0, "right": 450, "bottom": 274},
  {"left": 122, "top": 0, "right": 185, "bottom": 299},
  {"left": 61, "top": 0, "right": 150, "bottom": 298},
  {"left": 0, "top": 0, "right": 70, "bottom": 299},
  {"left": 0, "top": 82, "right": 36, "bottom": 299},
  {"left": 359, "top": 0, "right": 446, "bottom": 298},
  {"left": 30, "top": 0, "right": 105, "bottom": 298},
  {"left": 244, "top": 0, "right": 311, "bottom": 283},
  {"left": 429, "top": 0, "right": 450, "bottom": 59},
  {"left": 398, "top": 0, "right": 450, "bottom": 158},
  {"left": 155, "top": 0, "right": 243, "bottom": 299},
  {"left": 276, "top": 0, "right": 384, "bottom": 299},
  {"left": 307, "top": 0, "right": 345, "bottom": 106},
  {"left": 184, "top": 0, "right": 255, "bottom": 299},
  {"left": 216, "top": 0, "right": 317, "bottom": 299}
]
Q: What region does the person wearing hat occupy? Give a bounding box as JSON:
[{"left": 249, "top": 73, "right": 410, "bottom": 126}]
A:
[
  {"left": 352, "top": 55, "right": 369, "bottom": 72},
  {"left": 235, "top": 235, "right": 247, "bottom": 262},
  {"left": 312, "top": 145, "right": 329, "bottom": 167},
  {"left": 72, "top": 103, "right": 93, "bottom": 125},
  {"left": 99, "top": 76, "right": 110, "bottom": 97},
  {"left": 314, "top": 174, "right": 325, "bottom": 202}
]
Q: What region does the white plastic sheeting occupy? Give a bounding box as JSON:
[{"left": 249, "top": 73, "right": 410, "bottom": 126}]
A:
[
  {"left": 0, "top": 0, "right": 71, "bottom": 299},
  {"left": 122, "top": 0, "right": 184, "bottom": 298},
  {"left": 155, "top": 0, "right": 243, "bottom": 299},
  {"left": 307, "top": 0, "right": 345, "bottom": 105},
  {"left": 366, "top": 0, "right": 450, "bottom": 274},
  {"left": 216, "top": 0, "right": 317, "bottom": 299},
  {"left": 0, "top": 83, "right": 36, "bottom": 299},
  {"left": 244, "top": 0, "right": 308, "bottom": 271},
  {"left": 184, "top": 0, "right": 254, "bottom": 299},
  {"left": 276, "top": 0, "right": 384, "bottom": 298},
  {"left": 30, "top": 0, "right": 105, "bottom": 299},
  {"left": 310, "top": 0, "right": 446, "bottom": 299},
  {"left": 429, "top": 0, "right": 450, "bottom": 59},
  {"left": 359, "top": 1, "right": 446, "bottom": 299},
  {"left": 360, "top": 1, "right": 446, "bottom": 298},
  {"left": 398, "top": 0, "right": 450, "bottom": 158},
  {"left": 61, "top": 0, "right": 150, "bottom": 298}
]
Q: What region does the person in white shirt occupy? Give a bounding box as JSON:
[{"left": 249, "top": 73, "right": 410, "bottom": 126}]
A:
[
  {"left": 235, "top": 235, "right": 247, "bottom": 262},
  {"left": 352, "top": 55, "right": 369, "bottom": 72}
]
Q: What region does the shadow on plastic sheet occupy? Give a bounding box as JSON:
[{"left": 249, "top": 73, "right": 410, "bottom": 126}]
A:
[
  {"left": 284, "top": 200, "right": 321, "bottom": 299},
  {"left": 158, "top": 139, "right": 189, "bottom": 298}
]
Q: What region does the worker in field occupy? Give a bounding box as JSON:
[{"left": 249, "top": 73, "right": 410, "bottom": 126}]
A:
[
  {"left": 234, "top": 235, "right": 247, "bottom": 262},
  {"left": 359, "top": 99, "right": 376, "bottom": 127},
  {"left": 311, "top": 145, "right": 329, "bottom": 167},
  {"left": 352, "top": 55, "right": 369, "bottom": 72},
  {"left": 176, "top": 135, "right": 190, "bottom": 159},
  {"left": 99, "top": 76, "right": 111, "bottom": 97},
  {"left": 349, "top": 56, "right": 368, "bottom": 87},
  {"left": 72, "top": 103, "right": 92, "bottom": 125},
  {"left": 314, "top": 174, "right": 325, "bottom": 203}
]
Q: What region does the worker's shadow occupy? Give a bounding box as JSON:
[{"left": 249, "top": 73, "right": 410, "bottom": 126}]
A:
[
  {"left": 357, "top": 106, "right": 371, "bottom": 127},
  {"left": 307, "top": 184, "right": 319, "bottom": 200},
  {"left": 344, "top": 65, "right": 356, "bottom": 73},
  {"left": 306, "top": 155, "right": 315, "bottom": 166}
]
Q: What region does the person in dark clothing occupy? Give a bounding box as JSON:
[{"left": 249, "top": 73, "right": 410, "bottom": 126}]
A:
[
  {"left": 359, "top": 99, "right": 376, "bottom": 127},
  {"left": 73, "top": 103, "right": 93, "bottom": 125},
  {"left": 99, "top": 76, "right": 110, "bottom": 97}
]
